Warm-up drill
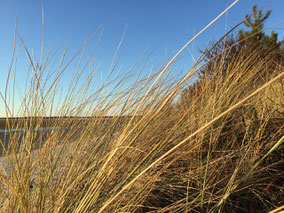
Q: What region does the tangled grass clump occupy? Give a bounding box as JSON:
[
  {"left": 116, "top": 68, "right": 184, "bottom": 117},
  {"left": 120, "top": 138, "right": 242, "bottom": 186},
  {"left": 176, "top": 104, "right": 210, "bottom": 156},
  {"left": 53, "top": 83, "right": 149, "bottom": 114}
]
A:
[{"left": 0, "top": 4, "right": 283, "bottom": 212}]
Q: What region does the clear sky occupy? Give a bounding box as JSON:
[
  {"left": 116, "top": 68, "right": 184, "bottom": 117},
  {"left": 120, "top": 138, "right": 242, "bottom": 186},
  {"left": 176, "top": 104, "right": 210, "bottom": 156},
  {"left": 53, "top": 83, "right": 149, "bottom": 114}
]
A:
[{"left": 0, "top": 0, "right": 283, "bottom": 118}]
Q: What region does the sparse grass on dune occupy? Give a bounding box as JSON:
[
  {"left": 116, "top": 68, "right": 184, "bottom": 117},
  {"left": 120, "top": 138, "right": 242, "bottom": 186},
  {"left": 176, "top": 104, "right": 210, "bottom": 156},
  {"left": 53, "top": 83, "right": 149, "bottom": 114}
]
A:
[{"left": 1, "top": 4, "right": 284, "bottom": 213}]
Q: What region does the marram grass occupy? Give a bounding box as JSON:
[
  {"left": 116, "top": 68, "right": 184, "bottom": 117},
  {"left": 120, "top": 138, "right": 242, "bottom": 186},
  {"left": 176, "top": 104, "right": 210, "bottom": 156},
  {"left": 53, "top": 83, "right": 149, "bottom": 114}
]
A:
[{"left": 1, "top": 5, "right": 284, "bottom": 213}]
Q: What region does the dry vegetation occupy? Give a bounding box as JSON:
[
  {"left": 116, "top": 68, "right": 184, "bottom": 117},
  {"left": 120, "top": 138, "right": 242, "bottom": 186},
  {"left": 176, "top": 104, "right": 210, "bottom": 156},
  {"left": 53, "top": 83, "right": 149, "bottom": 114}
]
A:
[{"left": 0, "top": 5, "right": 283, "bottom": 213}]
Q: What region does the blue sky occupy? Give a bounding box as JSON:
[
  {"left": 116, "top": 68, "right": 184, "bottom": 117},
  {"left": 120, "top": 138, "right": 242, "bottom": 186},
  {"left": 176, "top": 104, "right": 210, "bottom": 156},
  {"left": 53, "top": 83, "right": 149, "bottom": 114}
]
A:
[{"left": 0, "top": 0, "right": 283, "bottom": 117}]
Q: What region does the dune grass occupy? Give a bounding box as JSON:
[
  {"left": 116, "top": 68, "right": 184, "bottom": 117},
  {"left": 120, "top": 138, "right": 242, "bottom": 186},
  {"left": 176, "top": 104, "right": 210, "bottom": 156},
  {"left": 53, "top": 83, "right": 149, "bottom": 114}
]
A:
[{"left": 1, "top": 4, "right": 284, "bottom": 212}]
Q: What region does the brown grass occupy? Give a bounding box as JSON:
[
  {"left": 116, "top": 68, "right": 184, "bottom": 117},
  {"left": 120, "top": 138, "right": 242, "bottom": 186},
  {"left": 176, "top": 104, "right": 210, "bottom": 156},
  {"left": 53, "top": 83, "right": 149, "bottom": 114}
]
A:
[{"left": 0, "top": 2, "right": 283, "bottom": 212}]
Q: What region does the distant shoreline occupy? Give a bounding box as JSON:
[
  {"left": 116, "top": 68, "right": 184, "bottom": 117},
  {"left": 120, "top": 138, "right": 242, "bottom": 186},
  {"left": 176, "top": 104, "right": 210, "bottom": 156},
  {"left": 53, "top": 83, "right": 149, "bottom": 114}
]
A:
[{"left": 0, "top": 116, "right": 122, "bottom": 129}]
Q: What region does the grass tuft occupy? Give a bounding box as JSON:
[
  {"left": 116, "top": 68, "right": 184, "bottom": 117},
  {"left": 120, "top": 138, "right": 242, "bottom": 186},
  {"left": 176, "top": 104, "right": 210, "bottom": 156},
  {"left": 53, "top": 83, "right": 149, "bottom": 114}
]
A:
[{"left": 1, "top": 3, "right": 283, "bottom": 212}]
